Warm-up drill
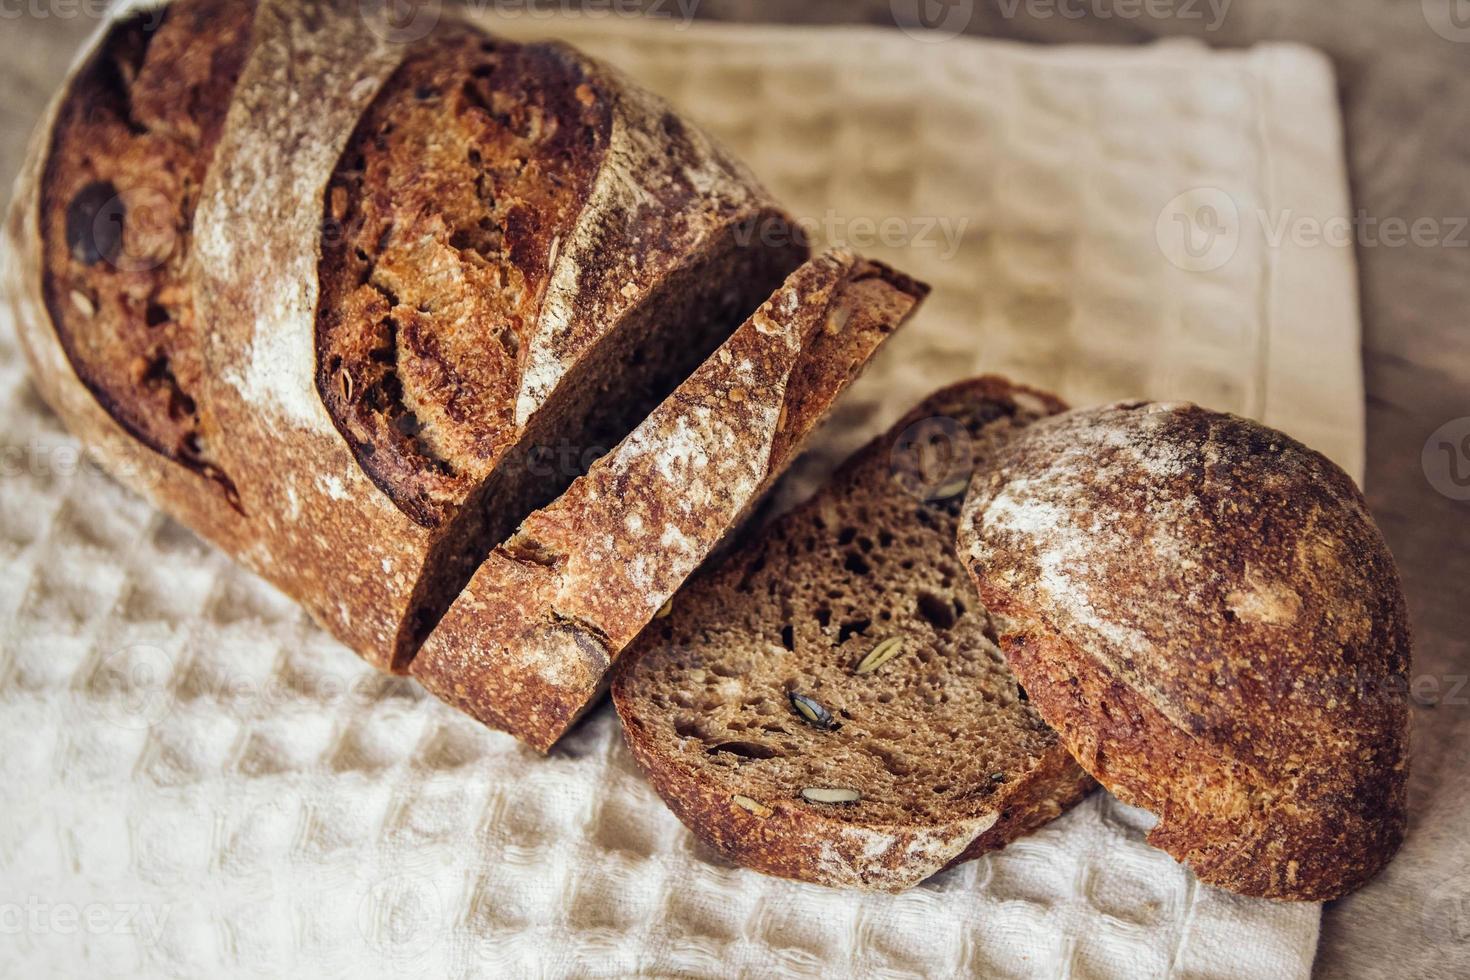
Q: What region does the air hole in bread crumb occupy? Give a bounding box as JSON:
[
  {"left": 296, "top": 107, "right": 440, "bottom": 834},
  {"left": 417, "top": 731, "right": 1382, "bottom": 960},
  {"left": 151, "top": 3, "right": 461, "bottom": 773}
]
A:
[
  {"left": 837, "top": 619, "right": 871, "bottom": 644},
  {"left": 917, "top": 591, "right": 957, "bottom": 632},
  {"left": 708, "top": 741, "right": 777, "bottom": 761},
  {"left": 674, "top": 717, "right": 711, "bottom": 742},
  {"left": 837, "top": 526, "right": 857, "bottom": 546},
  {"left": 779, "top": 624, "right": 795, "bottom": 651},
  {"left": 844, "top": 552, "right": 871, "bottom": 576},
  {"left": 815, "top": 607, "right": 831, "bottom": 629}
]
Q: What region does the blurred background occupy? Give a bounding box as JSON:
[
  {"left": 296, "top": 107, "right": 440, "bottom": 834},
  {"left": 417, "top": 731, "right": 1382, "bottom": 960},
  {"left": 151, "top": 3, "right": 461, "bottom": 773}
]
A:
[{"left": 2, "top": 3, "right": 1465, "bottom": 977}]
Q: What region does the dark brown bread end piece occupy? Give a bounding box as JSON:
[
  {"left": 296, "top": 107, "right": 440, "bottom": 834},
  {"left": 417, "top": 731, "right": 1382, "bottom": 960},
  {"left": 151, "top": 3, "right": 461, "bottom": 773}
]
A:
[
  {"left": 612, "top": 377, "right": 1095, "bottom": 890},
  {"left": 39, "top": 0, "right": 254, "bottom": 510},
  {"left": 958, "top": 401, "right": 1410, "bottom": 901}
]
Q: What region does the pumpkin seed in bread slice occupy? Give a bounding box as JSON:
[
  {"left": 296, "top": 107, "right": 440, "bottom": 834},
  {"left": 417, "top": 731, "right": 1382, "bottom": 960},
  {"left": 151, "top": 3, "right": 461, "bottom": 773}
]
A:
[{"left": 612, "top": 377, "right": 1095, "bottom": 890}]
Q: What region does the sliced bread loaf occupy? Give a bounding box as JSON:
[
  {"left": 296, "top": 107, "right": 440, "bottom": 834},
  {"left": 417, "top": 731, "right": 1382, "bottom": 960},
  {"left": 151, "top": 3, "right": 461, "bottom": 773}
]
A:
[
  {"left": 957, "top": 401, "right": 1410, "bottom": 900},
  {"left": 8, "top": 0, "right": 806, "bottom": 674},
  {"left": 611, "top": 377, "right": 1095, "bottom": 890},
  {"left": 413, "top": 250, "right": 925, "bottom": 751}
]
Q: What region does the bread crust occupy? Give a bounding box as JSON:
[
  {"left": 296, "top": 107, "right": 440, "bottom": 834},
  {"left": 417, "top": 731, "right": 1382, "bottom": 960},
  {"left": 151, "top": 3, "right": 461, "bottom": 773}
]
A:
[
  {"left": 413, "top": 251, "right": 927, "bottom": 751},
  {"left": 5, "top": 0, "right": 255, "bottom": 564},
  {"left": 8, "top": 0, "right": 803, "bottom": 673},
  {"left": 958, "top": 401, "right": 1410, "bottom": 901},
  {"left": 611, "top": 377, "right": 1095, "bottom": 890},
  {"left": 39, "top": 0, "right": 253, "bottom": 510}
]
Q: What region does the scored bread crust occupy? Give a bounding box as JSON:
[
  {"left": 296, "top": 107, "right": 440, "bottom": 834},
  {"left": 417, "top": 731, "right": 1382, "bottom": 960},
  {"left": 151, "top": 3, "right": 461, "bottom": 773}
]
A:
[
  {"left": 7, "top": 0, "right": 804, "bottom": 673},
  {"left": 413, "top": 251, "right": 927, "bottom": 751},
  {"left": 612, "top": 377, "right": 1095, "bottom": 890},
  {"left": 958, "top": 401, "right": 1410, "bottom": 901}
]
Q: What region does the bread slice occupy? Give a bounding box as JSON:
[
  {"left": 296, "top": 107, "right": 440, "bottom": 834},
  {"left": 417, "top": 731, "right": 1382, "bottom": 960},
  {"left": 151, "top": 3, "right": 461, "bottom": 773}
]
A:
[
  {"left": 957, "top": 401, "right": 1410, "bottom": 900},
  {"left": 610, "top": 377, "right": 1095, "bottom": 890},
  {"left": 413, "top": 250, "right": 925, "bottom": 751}
]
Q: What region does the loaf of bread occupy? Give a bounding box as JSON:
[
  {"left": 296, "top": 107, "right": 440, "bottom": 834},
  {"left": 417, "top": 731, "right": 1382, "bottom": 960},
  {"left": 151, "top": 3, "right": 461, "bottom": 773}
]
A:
[
  {"left": 414, "top": 251, "right": 928, "bottom": 751},
  {"left": 4, "top": 0, "right": 807, "bottom": 672},
  {"left": 957, "top": 401, "right": 1410, "bottom": 900},
  {"left": 612, "top": 377, "right": 1094, "bottom": 889}
]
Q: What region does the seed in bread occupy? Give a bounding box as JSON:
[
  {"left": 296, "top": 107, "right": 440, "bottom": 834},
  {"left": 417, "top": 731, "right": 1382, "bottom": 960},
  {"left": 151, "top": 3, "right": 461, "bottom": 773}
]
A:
[
  {"left": 957, "top": 400, "right": 1410, "bottom": 901},
  {"left": 611, "top": 377, "right": 1096, "bottom": 891}
]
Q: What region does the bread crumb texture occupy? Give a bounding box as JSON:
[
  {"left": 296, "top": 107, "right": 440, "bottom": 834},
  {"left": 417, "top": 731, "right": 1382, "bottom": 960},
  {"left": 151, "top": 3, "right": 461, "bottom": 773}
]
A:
[{"left": 613, "top": 377, "right": 1094, "bottom": 890}]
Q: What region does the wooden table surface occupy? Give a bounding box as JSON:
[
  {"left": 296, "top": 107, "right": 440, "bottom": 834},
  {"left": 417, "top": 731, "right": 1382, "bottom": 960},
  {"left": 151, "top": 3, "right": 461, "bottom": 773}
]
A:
[{"left": 2, "top": 3, "right": 1465, "bottom": 978}]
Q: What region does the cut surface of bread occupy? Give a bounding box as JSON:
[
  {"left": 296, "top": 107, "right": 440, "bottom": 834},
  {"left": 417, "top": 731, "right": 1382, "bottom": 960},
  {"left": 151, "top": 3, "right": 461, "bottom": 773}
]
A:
[
  {"left": 316, "top": 27, "right": 802, "bottom": 533},
  {"left": 611, "top": 377, "right": 1095, "bottom": 890},
  {"left": 957, "top": 401, "right": 1410, "bottom": 901},
  {"left": 39, "top": 0, "right": 255, "bottom": 509},
  {"left": 414, "top": 251, "right": 927, "bottom": 751}
]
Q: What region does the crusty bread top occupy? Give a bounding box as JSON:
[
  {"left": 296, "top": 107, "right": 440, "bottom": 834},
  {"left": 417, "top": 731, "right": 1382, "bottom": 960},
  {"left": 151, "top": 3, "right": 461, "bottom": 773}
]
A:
[{"left": 958, "top": 400, "right": 1410, "bottom": 900}]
